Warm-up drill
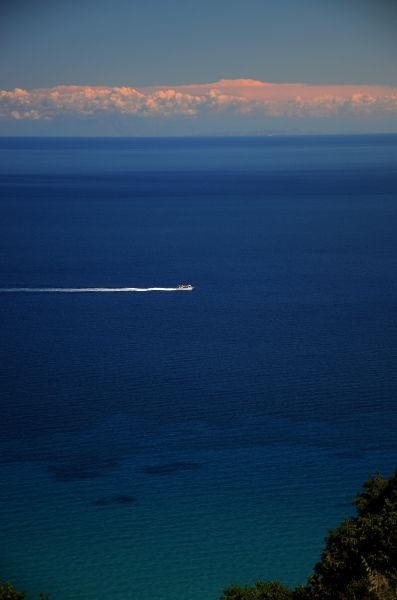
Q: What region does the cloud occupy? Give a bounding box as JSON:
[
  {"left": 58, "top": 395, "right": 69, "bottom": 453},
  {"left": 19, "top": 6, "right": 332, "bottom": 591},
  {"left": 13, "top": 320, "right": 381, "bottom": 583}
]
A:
[{"left": 0, "top": 79, "right": 396, "bottom": 121}]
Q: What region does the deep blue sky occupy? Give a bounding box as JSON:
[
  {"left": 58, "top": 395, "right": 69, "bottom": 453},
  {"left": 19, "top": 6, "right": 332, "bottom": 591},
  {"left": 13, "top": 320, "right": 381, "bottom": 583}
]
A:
[{"left": 1, "top": 0, "right": 396, "bottom": 89}]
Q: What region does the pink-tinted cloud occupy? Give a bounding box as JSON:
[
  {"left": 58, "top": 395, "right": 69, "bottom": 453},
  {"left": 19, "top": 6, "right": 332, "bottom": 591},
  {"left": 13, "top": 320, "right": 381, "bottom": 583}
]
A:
[{"left": 1, "top": 79, "right": 396, "bottom": 120}]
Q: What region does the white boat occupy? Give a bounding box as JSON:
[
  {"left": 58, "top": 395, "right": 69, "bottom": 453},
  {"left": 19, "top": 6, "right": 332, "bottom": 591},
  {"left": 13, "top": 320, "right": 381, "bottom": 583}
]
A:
[{"left": 176, "top": 283, "right": 194, "bottom": 290}]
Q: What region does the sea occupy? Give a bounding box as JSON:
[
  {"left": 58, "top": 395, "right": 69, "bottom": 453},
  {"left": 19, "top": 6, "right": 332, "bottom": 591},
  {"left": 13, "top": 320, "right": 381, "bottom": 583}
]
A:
[{"left": 0, "top": 135, "right": 396, "bottom": 600}]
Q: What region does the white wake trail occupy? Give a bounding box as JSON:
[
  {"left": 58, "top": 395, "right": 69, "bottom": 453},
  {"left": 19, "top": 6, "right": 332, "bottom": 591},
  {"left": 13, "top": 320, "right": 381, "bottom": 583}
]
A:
[{"left": 0, "top": 287, "right": 188, "bottom": 293}]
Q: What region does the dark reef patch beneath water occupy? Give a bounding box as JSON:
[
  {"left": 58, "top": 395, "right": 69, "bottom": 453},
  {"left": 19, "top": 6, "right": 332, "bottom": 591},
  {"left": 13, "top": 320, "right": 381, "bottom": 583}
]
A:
[{"left": 90, "top": 494, "right": 137, "bottom": 508}]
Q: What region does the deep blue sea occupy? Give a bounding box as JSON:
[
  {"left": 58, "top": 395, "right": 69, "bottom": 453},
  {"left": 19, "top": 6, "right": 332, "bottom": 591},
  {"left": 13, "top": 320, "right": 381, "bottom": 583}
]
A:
[{"left": 0, "top": 135, "right": 397, "bottom": 600}]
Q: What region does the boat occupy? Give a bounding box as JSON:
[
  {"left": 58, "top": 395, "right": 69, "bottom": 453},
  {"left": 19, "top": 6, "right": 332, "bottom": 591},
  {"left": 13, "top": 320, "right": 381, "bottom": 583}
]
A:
[{"left": 176, "top": 283, "right": 194, "bottom": 290}]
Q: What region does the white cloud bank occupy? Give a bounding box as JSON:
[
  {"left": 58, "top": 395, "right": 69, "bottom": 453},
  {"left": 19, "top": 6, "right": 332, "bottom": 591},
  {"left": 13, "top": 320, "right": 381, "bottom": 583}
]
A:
[{"left": 1, "top": 79, "right": 397, "bottom": 121}]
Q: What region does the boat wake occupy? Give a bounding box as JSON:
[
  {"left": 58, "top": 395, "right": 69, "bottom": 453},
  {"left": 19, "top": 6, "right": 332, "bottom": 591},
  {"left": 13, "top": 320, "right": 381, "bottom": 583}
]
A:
[{"left": 0, "top": 287, "right": 192, "bottom": 294}]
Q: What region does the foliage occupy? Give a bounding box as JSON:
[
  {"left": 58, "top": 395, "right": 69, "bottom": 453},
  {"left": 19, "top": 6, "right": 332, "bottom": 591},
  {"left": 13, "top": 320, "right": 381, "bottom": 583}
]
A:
[
  {"left": 220, "top": 580, "right": 293, "bottom": 600},
  {"left": 0, "top": 583, "right": 48, "bottom": 600},
  {"left": 306, "top": 469, "right": 397, "bottom": 599},
  {"left": 0, "top": 582, "right": 25, "bottom": 600},
  {"left": 219, "top": 469, "right": 397, "bottom": 600}
]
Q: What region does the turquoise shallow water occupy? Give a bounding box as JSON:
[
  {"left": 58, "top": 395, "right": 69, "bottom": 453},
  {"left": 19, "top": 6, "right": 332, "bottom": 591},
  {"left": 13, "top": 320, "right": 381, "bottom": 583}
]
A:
[{"left": 0, "top": 136, "right": 396, "bottom": 599}]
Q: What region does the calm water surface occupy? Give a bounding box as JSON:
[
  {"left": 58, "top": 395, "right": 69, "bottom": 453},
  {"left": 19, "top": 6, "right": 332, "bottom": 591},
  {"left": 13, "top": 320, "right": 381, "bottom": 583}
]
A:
[{"left": 0, "top": 136, "right": 396, "bottom": 599}]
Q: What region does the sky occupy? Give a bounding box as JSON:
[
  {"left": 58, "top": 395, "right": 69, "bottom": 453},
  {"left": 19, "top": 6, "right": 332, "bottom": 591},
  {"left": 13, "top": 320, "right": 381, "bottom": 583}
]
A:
[{"left": 0, "top": 0, "right": 396, "bottom": 135}]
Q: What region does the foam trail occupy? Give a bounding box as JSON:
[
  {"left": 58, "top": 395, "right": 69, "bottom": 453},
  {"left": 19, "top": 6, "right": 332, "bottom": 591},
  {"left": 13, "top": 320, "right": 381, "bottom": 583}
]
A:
[{"left": 0, "top": 287, "right": 190, "bottom": 293}]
